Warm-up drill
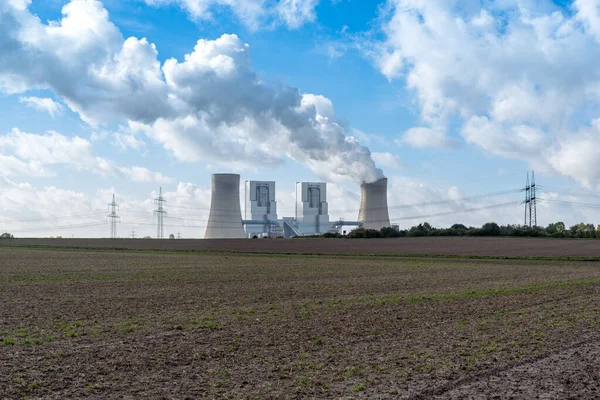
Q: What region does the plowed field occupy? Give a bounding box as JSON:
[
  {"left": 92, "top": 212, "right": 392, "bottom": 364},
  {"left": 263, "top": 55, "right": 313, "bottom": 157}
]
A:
[
  {"left": 6, "top": 236, "right": 600, "bottom": 257},
  {"left": 1, "top": 241, "right": 600, "bottom": 398}
]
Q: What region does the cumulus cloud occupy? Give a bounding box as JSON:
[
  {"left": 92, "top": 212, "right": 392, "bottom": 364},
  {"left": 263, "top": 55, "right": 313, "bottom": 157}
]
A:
[
  {"left": 19, "top": 96, "right": 64, "bottom": 117},
  {"left": 0, "top": 0, "right": 172, "bottom": 124},
  {"left": 0, "top": 1, "right": 383, "bottom": 184},
  {"left": 371, "top": 0, "right": 600, "bottom": 186},
  {"left": 142, "top": 0, "right": 319, "bottom": 30},
  {"left": 0, "top": 128, "right": 171, "bottom": 183}
]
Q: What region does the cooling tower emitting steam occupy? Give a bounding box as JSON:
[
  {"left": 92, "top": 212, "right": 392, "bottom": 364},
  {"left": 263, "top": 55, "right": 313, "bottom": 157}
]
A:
[
  {"left": 204, "top": 173, "right": 245, "bottom": 239},
  {"left": 358, "top": 178, "right": 391, "bottom": 230}
]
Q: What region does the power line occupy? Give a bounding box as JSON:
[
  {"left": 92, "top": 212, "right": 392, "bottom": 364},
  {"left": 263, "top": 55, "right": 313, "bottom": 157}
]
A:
[
  {"left": 388, "top": 188, "right": 523, "bottom": 211},
  {"left": 411, "top": 170, "right": 527, "bottom": 186},
  {"left": 391, "top": 201, "right": 520, "bottom": 222},
  {"left": 538, "top": 185, "right": 600, "bottom": 196},
  {"left": 10, "top": 221, "right": 108, "bottom": 234},
  {"left": 0, "top": 211, "right": 106, "bottom": 223},
  {"left": 167, "top": 204, "right": 210, "bottom": 211},
  {"left": 131, "top": 187, "right": 525, "bottom": 216},
  {"left": 538, "top": 198, "right": 600, "bottom": 210}
]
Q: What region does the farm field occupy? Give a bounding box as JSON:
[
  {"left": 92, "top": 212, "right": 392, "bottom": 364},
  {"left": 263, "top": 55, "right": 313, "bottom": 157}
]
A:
[
  {"left": 1, "top": 241, "right": 600, "bottom": 398},
  {"left": 7, "top": 236, "right": 600, "bottom": 257}
]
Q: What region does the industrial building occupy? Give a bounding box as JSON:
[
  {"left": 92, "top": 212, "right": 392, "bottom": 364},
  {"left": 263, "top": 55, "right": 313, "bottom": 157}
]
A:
[
  {"left": 292, "top": 182, "right": 330, "bottom": 236},
  {"left": 358, "top": 178, "right": 391, "bottom": 230},
  {"left": 243, "top": 181, "right": 282, "bottom": 238},
  {"left": 204, "top": 174, "right": 246, "bottom": 239},
  {"left": 242, "top": 180, "right": 331, "bottom": 238},
  {"left": 205, "top": 173, "right": 391, "bottom": 239}
]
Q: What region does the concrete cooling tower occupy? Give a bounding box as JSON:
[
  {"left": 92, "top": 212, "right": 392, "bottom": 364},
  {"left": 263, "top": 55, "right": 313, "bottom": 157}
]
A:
[
  {"left": 358, "top": 178, "right": 391, "bottom": 230},
  {"left": 204, "top": 174, "right": 245, "bottom": 239}
]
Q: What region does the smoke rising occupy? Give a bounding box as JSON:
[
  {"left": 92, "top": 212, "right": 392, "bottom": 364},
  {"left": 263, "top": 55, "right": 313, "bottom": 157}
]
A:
[{"left": 0, "top": 0, "right": 384, "bottom": 184}]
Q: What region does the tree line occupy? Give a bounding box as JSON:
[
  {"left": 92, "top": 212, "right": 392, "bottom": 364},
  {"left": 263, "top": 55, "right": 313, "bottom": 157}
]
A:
[{"left": 321, "top": 222, "right": 600, "bottom": 239}]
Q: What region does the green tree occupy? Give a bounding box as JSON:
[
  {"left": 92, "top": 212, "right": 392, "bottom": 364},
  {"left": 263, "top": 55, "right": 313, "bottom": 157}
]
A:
[
  {"left": 380, "top": 227, "right": 401, "bottom": 238},
  {"left": 480, "top": 222, "right": 501, "bottom": 236}
]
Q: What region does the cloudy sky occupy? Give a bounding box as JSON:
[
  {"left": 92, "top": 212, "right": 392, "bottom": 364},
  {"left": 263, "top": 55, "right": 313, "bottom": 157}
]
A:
[{"left": 1, "top": 0, "right": 600, "bottom": 238}]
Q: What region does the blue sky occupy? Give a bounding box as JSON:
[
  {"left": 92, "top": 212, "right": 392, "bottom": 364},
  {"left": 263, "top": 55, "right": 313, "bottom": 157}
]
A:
[{"left": 1, "top": 0, "right": 599, "bottom": 237}]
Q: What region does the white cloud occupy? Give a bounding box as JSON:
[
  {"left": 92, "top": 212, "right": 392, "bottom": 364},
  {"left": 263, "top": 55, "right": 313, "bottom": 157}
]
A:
[
  {"left": 0, "top": 155, "right": 52, "bottom": 177},
  {"left": 0, "top": 128, "right": 171, "bottom": 183},
  {"left": 548, "top": 119, "right": 600, "bottom": 187},
  {"left": 372, "top": 152, "right": 403, "bottom": 169},
  {"left": 275, "top": 0, "right": 319, "bottom": 29},
  {"left": 90, "top": 127, "right": 147, "bottom": 151},
  {"left": 141, "top": 0, "right": 319, "bottom": 30},
  {"left": 0, "top": 178, "right": 190, "bottom": 238},
  {"left": 348, "top": 128, "right": 388, "bottom": 146},
  {"left": 19, "top": 96, "right": 64, "bottom": 117},
  {"left": 0, "top": 176, "right": 108, "bottom": 237},
  {"left": 112, "top": 132, "right": 147, "bottom": 151},
  {"left": 93, "top": 157, "right": 173, "bottom": 183},
  {"left": 0, "top": 1, "right": 384, "bottom": 184},
  {"left": 0, "top": 1, "right": 172, "bottom": 124},
  {"left": 370, "top": 0, "right": 600, "bottom": 185},
  {"left": 0, "top": 129, "right": 91, "bottom": 165},
  {"left": 576, "top": 0, "right": 600, "bottom": 42},
  {"left": 398, "top": 126, "right": 456, "bottom": 149},
  {"left": 461, "top": 117, "right": 548, "bottom": 162}
]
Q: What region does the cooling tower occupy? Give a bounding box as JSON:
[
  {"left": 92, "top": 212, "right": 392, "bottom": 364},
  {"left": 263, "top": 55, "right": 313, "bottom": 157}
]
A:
[
  {"left": 358, "top": 178, "right": 391, "bottom": 230},
  {"left": 204, "top": 174, "right": 245, "bottom": 239}
]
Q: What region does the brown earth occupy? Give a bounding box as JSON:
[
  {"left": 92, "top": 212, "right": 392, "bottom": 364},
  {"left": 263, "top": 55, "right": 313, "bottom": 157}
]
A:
[
  {"left": 1, "top": 245, "right": 600, "bottom": 399},
  {"left": 5, "top": 236, "right": 600, "bottom": 257}
]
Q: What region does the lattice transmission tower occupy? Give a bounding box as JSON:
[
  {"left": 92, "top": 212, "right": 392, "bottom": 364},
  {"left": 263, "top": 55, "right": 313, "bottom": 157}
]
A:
[
  {"left": 154, "top": 187, "right": 167, "bottom": 239},
  {"left": 107, "top": 193, "right": 120, "bottom": 238},
  {"left": 524, "top": 171, "right": 537, "bottom": 227}
]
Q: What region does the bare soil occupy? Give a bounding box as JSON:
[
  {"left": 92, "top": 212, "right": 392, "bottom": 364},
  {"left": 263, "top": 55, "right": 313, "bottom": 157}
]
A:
[
  {"left": 6, "top": 236, "right": 600, "bottom": 257},
  {"left": 1, "top": 244, "right": 600, "bottom": 399}
]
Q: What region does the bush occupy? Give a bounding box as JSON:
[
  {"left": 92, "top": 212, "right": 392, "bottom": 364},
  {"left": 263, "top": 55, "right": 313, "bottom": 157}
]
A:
[
  {"left": 322, "top": 232, "right": 343, "bottom": 238},
  {"left": 380, "top": 227, "right": 401, "bottom": 238}
]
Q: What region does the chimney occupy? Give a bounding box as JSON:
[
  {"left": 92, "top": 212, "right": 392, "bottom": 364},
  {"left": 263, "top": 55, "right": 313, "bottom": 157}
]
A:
[
  {"left": 205, "top": 174, "right": 245, "bottom": 239},
  {"left": 358, "top": 178, "right": 391, "bottom": 230}
]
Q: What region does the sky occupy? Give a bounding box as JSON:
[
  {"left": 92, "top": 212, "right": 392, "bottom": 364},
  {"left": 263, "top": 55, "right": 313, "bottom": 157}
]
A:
[{"left": 1, "top": 0, "right": 600, "bottom": 238}]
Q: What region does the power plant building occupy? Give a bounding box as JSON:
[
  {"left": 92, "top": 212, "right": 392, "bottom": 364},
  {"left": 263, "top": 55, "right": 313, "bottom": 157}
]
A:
[
  {"left": 204, "top": 174, "right": 391, "bottom": 239},
  {"left": 293, "top": 182, "right": 330, "bottom": 235},
  {"left": 244, "top": 181, "right": 279, "bottom": 238},
  {"left": 358, "top": 178, "right": 391, "bottom": 230},
  {"left": 204, "top": 173, "right": 245, "bottom": 239}
]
